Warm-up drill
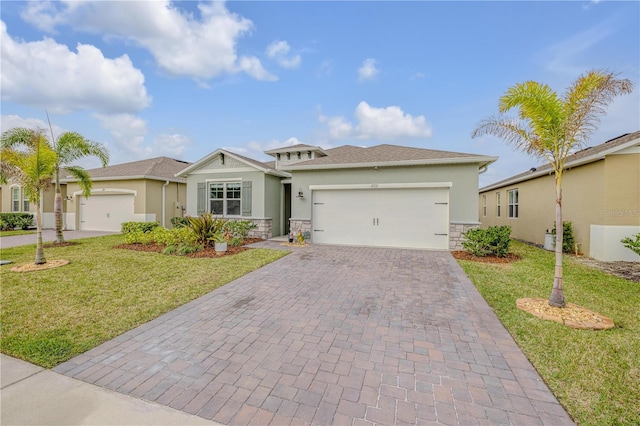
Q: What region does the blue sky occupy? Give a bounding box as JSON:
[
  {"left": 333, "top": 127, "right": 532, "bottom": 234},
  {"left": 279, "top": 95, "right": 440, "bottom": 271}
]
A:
[{"left": 1, "top": 0, "right": 638, "bottom": 186}]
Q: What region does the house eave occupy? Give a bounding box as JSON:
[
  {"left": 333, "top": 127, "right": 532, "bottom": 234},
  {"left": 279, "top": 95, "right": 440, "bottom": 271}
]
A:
[
  {"left": 282, "top": 156, "right": 499, "bottom": 171},
  {"left": 61, "top": 175, "right": 186, "bottom": 184},
  {"left": 480, "top": 137, "right": 640, "bottom": 192}
]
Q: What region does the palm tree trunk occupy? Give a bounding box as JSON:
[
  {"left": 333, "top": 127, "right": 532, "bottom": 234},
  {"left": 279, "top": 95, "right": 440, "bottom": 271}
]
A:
[
  {"left": 35, "top": 201, "right": 46, "bottom": 265},
  {"left": 54, "top": 172, "right": 64, "bottom": 244},
  {"left": 549, "top": 181, "right": 566, "bottom": 307}
]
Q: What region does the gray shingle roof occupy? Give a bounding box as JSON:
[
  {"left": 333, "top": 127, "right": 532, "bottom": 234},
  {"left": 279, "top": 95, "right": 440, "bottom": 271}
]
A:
[
  {"left": 64, "top": 157, "right": 191, "bottom": 182},
  {"left": 481, "top": 130, "right": 640, "bottom": 191},
  {"left": 280, "top": 144, "right": 495, "bottom": 169}
]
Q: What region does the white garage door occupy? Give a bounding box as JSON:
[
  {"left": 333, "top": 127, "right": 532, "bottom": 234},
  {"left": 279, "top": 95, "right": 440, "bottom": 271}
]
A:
[
  {"left": 79, "top": 194, "right": 135, "bottom": 232},
  {"left": 312, "top": 186, "right": 450, "bottom": 249}
]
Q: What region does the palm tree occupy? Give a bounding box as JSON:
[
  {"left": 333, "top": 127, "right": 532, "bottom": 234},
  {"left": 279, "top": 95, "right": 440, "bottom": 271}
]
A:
[
  {"left": 472, "top": 69, "right": 633, "bottom": 308},
  {"left": 46, "top": 116, "right": 109, "bottom": 243},
  {"left": 1, "top": 128, "right": 57, "bottom": 264}
]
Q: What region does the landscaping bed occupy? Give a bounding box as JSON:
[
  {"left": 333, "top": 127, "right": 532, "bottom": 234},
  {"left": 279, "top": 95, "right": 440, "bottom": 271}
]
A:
[{"left": 114, "top": 238, "right": 263, "bottom": 258}]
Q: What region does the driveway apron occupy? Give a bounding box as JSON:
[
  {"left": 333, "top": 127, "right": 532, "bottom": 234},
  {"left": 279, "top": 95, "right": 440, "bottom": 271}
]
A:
[{"left": 55, "top": 245, "right": 573, "bottom": 425}]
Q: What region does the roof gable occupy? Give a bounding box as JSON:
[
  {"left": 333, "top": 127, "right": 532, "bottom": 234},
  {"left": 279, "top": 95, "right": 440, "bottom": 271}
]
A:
[{"left": 176, "top": 149, "right": 290, "bottom": 177}]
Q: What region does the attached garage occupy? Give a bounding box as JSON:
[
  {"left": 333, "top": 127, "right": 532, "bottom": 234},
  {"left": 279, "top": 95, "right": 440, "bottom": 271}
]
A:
[
  {"left": 311, "top": 183, "right": 451, "bottom": 249},
  {"left": 79, "top": 194, "right": 135, "bottom": 232}
]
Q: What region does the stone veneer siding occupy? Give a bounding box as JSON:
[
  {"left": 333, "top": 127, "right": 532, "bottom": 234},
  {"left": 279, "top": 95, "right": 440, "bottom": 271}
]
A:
[
  {"left": 449, "top": 222, "right": 479, "bottom": 250},
  {"left": 289, "top": 218, "right": 312, "bottom": 242},
  {"left": 232, "top": 218, "right": 272, "bottom": 240}
]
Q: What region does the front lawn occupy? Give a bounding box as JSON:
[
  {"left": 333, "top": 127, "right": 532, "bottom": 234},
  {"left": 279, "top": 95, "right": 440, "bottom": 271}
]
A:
[
  {"left": 456, "top": 240, "right": 639, "bottom": 426},
  {"left": 0, "top": 234, "right": 288, "bottom": 368},
  {"left": 0, "top": 229, "right": 35, "bottom": 237}
]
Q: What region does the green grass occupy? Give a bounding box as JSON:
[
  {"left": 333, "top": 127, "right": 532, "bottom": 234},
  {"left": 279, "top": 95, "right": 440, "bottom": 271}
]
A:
[
  {"left": 0, "top": 229, "right": 35, "bottom": 237},
  {"left": 456, "top": 240, "right": 640, "bottom": 426},
  {"left": 0, "top": 234, "right": 288, "bottom": 368}
]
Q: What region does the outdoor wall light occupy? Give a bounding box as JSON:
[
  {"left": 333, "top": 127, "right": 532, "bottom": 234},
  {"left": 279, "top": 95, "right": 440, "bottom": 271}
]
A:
[{"left": 297, "top": 188, "right": 304, "bottom": 198}]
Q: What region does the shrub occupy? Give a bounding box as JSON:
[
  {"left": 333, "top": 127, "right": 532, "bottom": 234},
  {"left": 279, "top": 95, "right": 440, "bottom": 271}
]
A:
[
  {"left": 121, "top": 221, "right": 159, "bottom": 234},
  {"left": 170, "top": 217, "right": 189, "bottom": 228},
  {"left": 552, "top": 221, "right": 575, "bottom": 253},
  {"left": 15, "top": 215, "right": 34, "bottom": 230},
  {"left": 0, "top": 213, "right": 34, "bottom": 230},
  {"left": 177, "top": 244, "right": 200, "bottom": 255},
  {"left": 186, "top": 214, "right": 226, "bottom": 248},
  {"left": 0, "top": 219, "right": 12, "bottom": 231},
  {"left": 228, "top": 237, "right": 244, "bottom": 247},
  {"left": 621, "top": 233, "right": 640, "bottom": 256},
  {"left": 224, "top": 220, "right": 257, "bottom": 239},
  {"left": 462, "top": 225, "right": 512, "bottom": 257},
  {"left": 124, "top": 229, "right": 155, "bottom": 245}
]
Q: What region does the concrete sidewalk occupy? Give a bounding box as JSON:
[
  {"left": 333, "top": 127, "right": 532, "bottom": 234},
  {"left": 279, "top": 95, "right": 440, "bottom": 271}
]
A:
[{"left": 0, "top": 354, "right": 220, "bottom": 425}]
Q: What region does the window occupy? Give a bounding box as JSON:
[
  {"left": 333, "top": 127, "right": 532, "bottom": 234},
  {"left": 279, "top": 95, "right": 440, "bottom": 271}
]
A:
[
  {"left": 209, "top": 182, "right": 241, "bottom": 216},
  {"left": 23, "top": 192, "right": 29, "bottom": 212},
  {"left": 482, "top": 195, "right": 487, "bottom": 217},
  {"left": 508, "top": 189, "right": 519, "bottom": 218},
  {"left": 496, "top": 192, "right": 501, "bottom": 217},
  {"left": 12, "top": 187, "right": 20, "bottom": 212}
]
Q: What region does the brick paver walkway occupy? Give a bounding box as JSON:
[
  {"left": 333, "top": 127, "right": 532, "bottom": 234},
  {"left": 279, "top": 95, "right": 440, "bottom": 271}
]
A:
[{"left": 55, "top": 244, "right": 573, "bottom": 425}]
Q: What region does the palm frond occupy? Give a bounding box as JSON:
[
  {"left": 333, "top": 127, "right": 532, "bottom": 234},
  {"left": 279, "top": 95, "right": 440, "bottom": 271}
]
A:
[
  {"left": 65, "top": 166, "right": 93, "bottom": 197},
  {"left": 563, "top": 69, "right": 634, "bottom": 145}
]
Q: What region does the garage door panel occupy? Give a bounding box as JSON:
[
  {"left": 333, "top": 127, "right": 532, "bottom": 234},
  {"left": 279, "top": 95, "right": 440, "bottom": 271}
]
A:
[
  {"left": 80, "top": 194, "right": 135, "bottom": 232},
  {"left": 312, "top": 187, "right": 449, "bottom": 249}
]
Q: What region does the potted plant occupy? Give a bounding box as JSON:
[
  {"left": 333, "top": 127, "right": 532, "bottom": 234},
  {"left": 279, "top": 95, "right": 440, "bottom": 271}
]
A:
[{"left": 211, "top": 230, "right": 231, "bottom": 253}]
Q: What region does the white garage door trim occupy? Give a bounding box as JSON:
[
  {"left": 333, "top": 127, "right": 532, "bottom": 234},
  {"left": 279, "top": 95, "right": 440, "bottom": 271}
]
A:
[{"left": 311, "top": 182, "right": 451, "bottom": 250}]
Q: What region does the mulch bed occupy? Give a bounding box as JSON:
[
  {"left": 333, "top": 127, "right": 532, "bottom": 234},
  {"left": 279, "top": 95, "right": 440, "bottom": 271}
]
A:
[
  {"left": 517, "top": 297, "right": 615, "bottom": 330},
  {"left": 114, "top": 238, "right": 264, "bottom": 259},
  {"left": 451, "top": 251, "right": 521, "bottom": 264}
]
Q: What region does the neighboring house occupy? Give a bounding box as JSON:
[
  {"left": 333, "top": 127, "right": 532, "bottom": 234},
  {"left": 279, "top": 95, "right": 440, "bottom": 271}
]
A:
[
  {"left": 0, "top": 157, "right": 190, "bottom": 232},
  {"left": 177, "top": 144, "right": 497, "bottom": 250},
  {"left": 479, "top": 131, "right": 640, "bottom": 262}
]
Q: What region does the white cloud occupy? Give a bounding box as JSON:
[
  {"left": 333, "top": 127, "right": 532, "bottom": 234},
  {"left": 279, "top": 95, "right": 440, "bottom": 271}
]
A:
[
  {"left": 266, "top": 40, "right": 301, "bottom": 69},
  {"left": 0, "top": 21, "right": 150, "bottom": 114},
  {"left": 358, "top": 58, "right": 379, "bottom": 82},
  {"left": 318, "top": 102, "right": 432, "bottom": 141},
  {"left": 94, "top": 113, "right": 151, "bottom": 161},
  {"left": 153, "top": 133, "right": 192, "bottom": 158},
  {"left": 0, "top": 114, "right": 66, "bottom": 138},
  {"left": 20, "top": 1, "right": 275, "bottom": 81}
]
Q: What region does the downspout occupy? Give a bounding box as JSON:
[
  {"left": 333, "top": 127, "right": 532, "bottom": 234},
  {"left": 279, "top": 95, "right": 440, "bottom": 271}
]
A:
[{"left": 162, "top": 180, "right": 170, "bottom": 227}]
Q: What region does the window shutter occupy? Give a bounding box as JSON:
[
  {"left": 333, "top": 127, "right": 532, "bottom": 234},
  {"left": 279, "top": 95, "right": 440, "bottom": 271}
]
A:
[
  {"left": 242, "top": 181, "right": 252, "bottom": 217},
  {"left": 197, "top": 182, "right": 205, "bottom": 215}
]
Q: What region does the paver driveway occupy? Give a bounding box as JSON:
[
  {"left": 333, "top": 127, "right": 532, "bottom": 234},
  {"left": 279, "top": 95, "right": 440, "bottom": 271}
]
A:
[{"left": 56, "top": 244, "right": 573, "bottom": 425}]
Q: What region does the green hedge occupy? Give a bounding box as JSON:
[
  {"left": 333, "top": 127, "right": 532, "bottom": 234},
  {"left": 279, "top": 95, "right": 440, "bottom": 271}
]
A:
[
  {"left": 462, "top": 225, "right": 512, "bottom": 257},
  {"left": 0, "top": 213, "right": 34, "bottom": 230},
  {"left": 120, "top": 221, "right": 160, "bottom": 234}
]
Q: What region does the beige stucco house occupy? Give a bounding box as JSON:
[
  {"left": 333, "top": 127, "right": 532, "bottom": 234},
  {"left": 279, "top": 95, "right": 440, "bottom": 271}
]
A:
[
  {"left": 479, "top": 131, "right": 640, "bottom": 262},
  {"left": 178, "top": 144, "right": 497, "bottom": 250},
  {"left": 1, "top": 157, "right": 189, "bottom": 232}
]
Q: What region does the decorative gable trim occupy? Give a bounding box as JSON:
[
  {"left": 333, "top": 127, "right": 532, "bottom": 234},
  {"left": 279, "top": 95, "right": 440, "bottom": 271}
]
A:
[{"left": 176, "top": 149, "right": 290, "bottom": 178}]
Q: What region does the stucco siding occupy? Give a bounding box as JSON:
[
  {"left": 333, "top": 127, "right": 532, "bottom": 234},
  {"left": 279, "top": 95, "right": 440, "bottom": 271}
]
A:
[
  {"left": 480, "top": 160, "right": 612, "bottom": 257},
  {"left": 604, "top": 153, "right": 640, "bottom": 226},
  {"left": 185, "top": 171, "right": 266, "bottom": 218},
  {"left": 144, "top": 180, "right": 187, "bottom": 227},
  {"left": 290, "top": 163, "right": 480, "bottom": 222}
]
